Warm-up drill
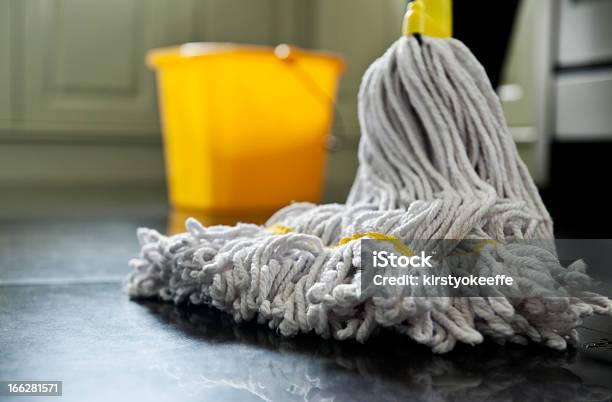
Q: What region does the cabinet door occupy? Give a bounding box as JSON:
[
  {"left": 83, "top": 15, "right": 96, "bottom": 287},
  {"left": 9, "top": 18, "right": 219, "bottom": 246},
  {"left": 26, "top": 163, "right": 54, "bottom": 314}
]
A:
[
  {"left": 0, "top": 0, "right": 10, "bottom": 126},
  {"left": 308, "top": 0, "right": 406, "bottom": 138},
  {"left": 558, "top": 0, "right": 612, "bottom": 67},
  {"left": 20, "top": 0, "right": 188, "bottom": 137},
  {"left": 499, "top": 0, "right": 554, "bottom": 185},
  {"left": 195, "top": 0, "right": 279, "bottom": 46}
]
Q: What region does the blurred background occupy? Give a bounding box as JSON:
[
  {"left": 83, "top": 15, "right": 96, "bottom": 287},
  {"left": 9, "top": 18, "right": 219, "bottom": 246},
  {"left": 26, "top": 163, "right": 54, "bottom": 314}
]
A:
[{"left": 0, "top": 0, "right": 610, "bottom": 237}]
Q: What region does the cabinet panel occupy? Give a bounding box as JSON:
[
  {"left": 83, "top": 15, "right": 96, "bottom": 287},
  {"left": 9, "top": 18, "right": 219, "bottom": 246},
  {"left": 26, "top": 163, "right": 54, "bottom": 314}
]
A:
[
  {"left": 558, "top": 0, "right": 612, "bottom": 67},
  {"left": 556, "top": 70, "right": 612, "bottom": 140},
  {"left": 52, "top": 0, "right": 139, "bottom": 93},
  {"left": 0, "top": 0, "right": 10, "bottom": 124},
  {"left": 499, "top": 0, "right": 554, "bottom": 185},
  {"left": 21, "top": 0, "right": 169, "bottom": 135}
]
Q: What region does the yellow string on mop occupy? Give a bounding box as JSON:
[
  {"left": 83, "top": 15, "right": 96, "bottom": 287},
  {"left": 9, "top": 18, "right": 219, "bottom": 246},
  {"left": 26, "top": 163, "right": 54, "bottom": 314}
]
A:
[
  {"left": 266, "top": 225, "right": 294, "bottom": 235},
  {"left": 338, "top": 232, "right": 416, "bottom": 256}
]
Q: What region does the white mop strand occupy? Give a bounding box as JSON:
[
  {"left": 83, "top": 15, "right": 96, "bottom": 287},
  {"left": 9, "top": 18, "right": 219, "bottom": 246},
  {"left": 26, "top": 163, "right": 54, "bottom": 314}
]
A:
[{"left": 126, "top": 36, "right": 611, "bottom": 353}]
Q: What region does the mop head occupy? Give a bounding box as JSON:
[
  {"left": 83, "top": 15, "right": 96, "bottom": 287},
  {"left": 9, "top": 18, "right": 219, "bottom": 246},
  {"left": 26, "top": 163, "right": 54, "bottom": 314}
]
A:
[{"left": 126, "top": 36, "right": 612, "bottom": 353}]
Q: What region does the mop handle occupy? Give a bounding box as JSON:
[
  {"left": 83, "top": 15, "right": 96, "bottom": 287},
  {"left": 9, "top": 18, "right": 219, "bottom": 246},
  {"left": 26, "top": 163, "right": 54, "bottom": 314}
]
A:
[{"left": 403, "top": 0, "right": 453, "bottom": 38}]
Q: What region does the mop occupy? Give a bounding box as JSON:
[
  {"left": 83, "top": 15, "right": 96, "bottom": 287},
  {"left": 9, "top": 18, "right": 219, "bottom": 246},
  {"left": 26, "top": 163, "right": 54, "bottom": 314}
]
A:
[{"left": 126, "top": 0, "right": 611, "bottom": 353}]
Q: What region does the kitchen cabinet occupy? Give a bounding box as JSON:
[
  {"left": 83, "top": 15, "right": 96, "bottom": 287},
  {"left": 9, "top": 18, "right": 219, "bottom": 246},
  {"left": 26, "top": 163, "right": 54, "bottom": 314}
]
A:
[
  {"left": 555, "top": 0, "right": 612, "bottom": 141},
  {"left": 0, "top": 0, "right": 558, "bottom": 189},
  {"left": 194, "top": 0, "right": 278, "bottom": 45},
  {"left": 558, "top": 0, "right": 612, "bottom": 67},
  {"left": 0, "top": 0, "right": 11, "bottom": 126},
  {"left": 2, "top": 0, "right": 300, "bottom": 139},
  {"left": 308, "top": 0, "right": 406, "bottom": 139},
  {"left": 556, "top": 71, "right": 612, "bottom": 140},
  {"left": 0, "top": 0, "right": 305, "bottom": 187},
  {"left": 499, "top": 0, "right": 555, "bottom": 185}
]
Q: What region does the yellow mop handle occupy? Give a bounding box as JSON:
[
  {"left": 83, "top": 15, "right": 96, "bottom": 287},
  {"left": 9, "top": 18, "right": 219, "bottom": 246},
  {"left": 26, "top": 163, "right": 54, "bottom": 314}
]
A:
[{"left": 403, "top": 0, "right": 453, "bottom": 38}]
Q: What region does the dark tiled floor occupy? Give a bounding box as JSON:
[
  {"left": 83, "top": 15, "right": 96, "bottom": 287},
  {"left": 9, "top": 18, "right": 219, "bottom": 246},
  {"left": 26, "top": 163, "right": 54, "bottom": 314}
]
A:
[
  {"left": 0, "top": 219, "right": 165, "bottom": 285},
  {"left": 1, "top": 218, "right": 612, "bottom": 402}
]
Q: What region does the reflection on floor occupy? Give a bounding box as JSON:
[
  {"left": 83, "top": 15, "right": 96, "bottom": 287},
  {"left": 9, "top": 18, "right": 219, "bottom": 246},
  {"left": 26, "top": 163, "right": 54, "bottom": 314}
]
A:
[{"left": 141, "top": 301, "right": 612, "bottom": 402}]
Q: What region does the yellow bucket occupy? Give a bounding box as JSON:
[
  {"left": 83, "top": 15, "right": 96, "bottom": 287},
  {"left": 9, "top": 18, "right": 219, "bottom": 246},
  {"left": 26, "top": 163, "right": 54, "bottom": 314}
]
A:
[{"left": 147, "top": 43, "right": 345, "bottom": 225}]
